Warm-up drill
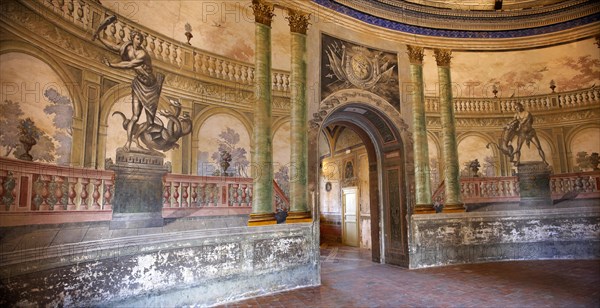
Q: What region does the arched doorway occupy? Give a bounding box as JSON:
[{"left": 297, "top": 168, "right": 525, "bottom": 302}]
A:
[{"left": 310, "top": 90, "right": 413, "bottom": 267}]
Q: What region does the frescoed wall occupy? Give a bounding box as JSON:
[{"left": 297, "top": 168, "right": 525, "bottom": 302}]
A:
[
  {"left": 569, "top": 127, "right": 600, "bottom": 171},
  {"left": 273, "top": 121, "right": 291, "bottom": 197},
  {"left": 0, "top": 53, "right": 73, "bottom": 165},
  {"left": 422, "top": 38, "right": 600, "bottom": 98},
  {"left": 457, "top": 135, "right": 497, "bottom": 177},
  {"left": 100, "top": 0, "right": 292, "bottom": 70},
  {"left": 196, "top": 113, "right": 251, "bottom": 176}
]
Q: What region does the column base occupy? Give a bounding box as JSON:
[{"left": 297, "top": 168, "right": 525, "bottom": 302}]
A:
[
  {"left": 248, "top": 213, "right": 277, "bottom": 226},
  {"left": 413, "top": 204, "right": 435, "bottom": 214},
  {"left": 286, "top": 211, "right": 312, "bottom": 223},
  {"left": 442, "top": 203, "right": 466, "bottom": 213}
]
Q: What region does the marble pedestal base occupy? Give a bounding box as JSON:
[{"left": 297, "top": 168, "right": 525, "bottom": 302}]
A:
[
  {"left": 517, "top": 161, "right": 552, "bottom": 207},
  {"left": 108, "top": 148, "right": 170, "bottom": 229}
]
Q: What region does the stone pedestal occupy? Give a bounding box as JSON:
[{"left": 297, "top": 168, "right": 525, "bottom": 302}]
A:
[
  {"left": 517, "top": 161, "right": 552, "bottom": 207},
  {"left": 108, "top": 148, "right": 169, "bottom": 229}
]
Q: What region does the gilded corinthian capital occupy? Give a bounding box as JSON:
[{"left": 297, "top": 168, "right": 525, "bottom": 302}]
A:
[
  {"left": 434, "top": 49, "right": 452, "bottom": 66},
  {"left": 406, "top": 45, "right": 424, "bottom": 65},
  {"left": 286, "top": 9, "right": 311, "bottom": 34},
  {"left": 251, "top": 0, "right": 275, "bottom": 26}
]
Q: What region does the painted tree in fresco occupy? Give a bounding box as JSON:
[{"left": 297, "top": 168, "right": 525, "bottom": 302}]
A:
[
  {"left": 0, "top": 100, "right": 25, "bottom": 157},
  {"left": 13, "top": 119, "right": 56, "bottom": 162},
  {"left": 274, "top": 166, "right": 290, "bottom": 197},
  {"left": 44, "top": 88, "right": 73, "bottom": 165},
  {"left": 211, "top": 127, "right": 249, "bottom": 176}
]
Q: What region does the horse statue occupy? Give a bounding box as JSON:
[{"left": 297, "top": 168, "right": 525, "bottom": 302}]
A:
[{"left": 113, "top": 100, "right": 192, "bottom": 154}]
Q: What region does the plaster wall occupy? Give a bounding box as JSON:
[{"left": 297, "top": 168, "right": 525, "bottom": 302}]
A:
[
  {"left": 0, "top": 224, "right": 319, "bottom": 307},
  {"left": 410, "top": 207, "right": 600, "bottom": 268}
]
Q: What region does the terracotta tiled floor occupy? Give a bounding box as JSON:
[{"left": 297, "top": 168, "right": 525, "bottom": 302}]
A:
[{"left": 220, "top": 243, "right": 600, "bottom": 307}]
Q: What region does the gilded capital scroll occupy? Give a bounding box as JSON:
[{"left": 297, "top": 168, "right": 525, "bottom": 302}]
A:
[
  {"left": 406, "top": 45, "right": 424, "bottom": 65},
  {"left": 251, "top": 0, "right": 275, "bottom": 27},
  {"left": 434, "top": 48, "right": 452, "bottom": 66},
  {"left": 286, "top": 9, "right": 311, "bottom": 34}
]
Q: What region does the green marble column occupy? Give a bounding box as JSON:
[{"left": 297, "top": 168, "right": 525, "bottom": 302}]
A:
[
  {"left": 249, "top": 0, "right": 276, "bottom": 225},
  {"left": 434, "top": 49, "right": 464, "bottom": 212},
  {"left": 286, "top": 10, "right": 311, "bottom": 223},
  {"left": 407, "top": 46, "right": 433, "bottom": 213}
]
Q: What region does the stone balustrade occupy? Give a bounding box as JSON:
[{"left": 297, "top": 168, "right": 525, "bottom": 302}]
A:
[
  {"left": 26, "top": 0, "right": 290, "bottom": 90},
  {"left": 163, "top": 174, "right": 253, "bottom": 209},
  {"left": 0, "top": 157, "right": 293, "bottom": 224},
  {"left": 550, "top": 172, "right": 600, "bottom": 199},
  {"left": 431, "top": 170, "right": 600, "bottom": 206},
  {"left": 0, "top": 157, "right": 114, "bottom": 213},
  {"left": 425, "top": 87, "right": 599, "bottom": 114}
]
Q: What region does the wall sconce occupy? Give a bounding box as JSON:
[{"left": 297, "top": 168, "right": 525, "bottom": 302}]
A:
[{"left": 550, "top": 80, "right": 556, "bottom": 93}]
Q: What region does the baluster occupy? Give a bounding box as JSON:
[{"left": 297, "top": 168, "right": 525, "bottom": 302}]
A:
[
  {"left": 241, "top": 66, "right": 249, "bottom": 84},
  {"left": 249, "top": 68, "right": 255, "bottom": 84},
  {"left": 216, "top": 59, "right": 224, "bottom": 78},
  {"left": 104, "top": 179, "right": 113, "bottom": 210},
  {"left": 38, "top": 175, "right": 51, "bottom": 211},
  {"left": 200, "top": 55, "right": 209, "bottom": 74},
  {"left": 208, "top": 57, "right": 216, "bottom": 76},
  {"left": 91, "top": 179, "right": 102, "bottom": 210},
  {"left": 172, "top": 181, "right": 180, "bottom": 207},
  {"left": 181, "top": 182, "right": 189, "bottom": 207},
  {"left": 142, "top": 31, "right": 149, "bottom": 49},
  {"left": 163, "top": 181, "right": 171, "bottom": 208},
  {"left": 173, "top": 45, "right": 179, "bottom": 66},
  {"left": 233, "top": 64, "right": 241, "bottom": 82},
  {"left": 193, "top": 52, "right": 200, "bottom": 72},
  {"left": 80, "top": 178, "right": 89, "bottom": 209},
  {"left": 214, "top": 184, "right": 221, "bottom": 206},
  {"left": 247, "top": 185, "right": 253, "bottom": 204},
  {"left": 230, "top": 184, "right": 239, "bottom": 206},
  {"left": 222, "top": 61, "right": 229, "bottom": 79},
  {"left": 165, "top": 42, "right": 171, "bottom": 63},
  {"left": 198, "top": 183, "right": 206, "bottom": 206},
  {"left": 54, "top": 176, "right": 65, "bottom": 210},
  {"left": 241, "top": 184, "right": 248, "bottom": 206},
  {"left": 67, "top": 177, "right": 77, "bottom": 210},
  {"left": 207, "top": 184, "right": 214, "bottom": 206},
  {"left": 148, "top": 35, "right": 157, "bottom": 58},
  {"left": 191, "top": 182, "right": 198, "bottom": 207},
  {"left": 118, "top": 22, "right": 126, "bottom": 43},
  {"left": 157, "top": 40, "right": 164, "bottom": 61}
]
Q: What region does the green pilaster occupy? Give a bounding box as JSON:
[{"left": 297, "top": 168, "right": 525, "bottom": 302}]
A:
[
  {"left": 407, "top": 45, "right": 433, "bottom": 213},
  {"left": 434, "top": 49, "right": 463, "bottom": 212},
  {"left": 249, "top": 0, "right": 276, "bottom": 225},
  {"left": 287, "top": 10, "right": 311, "bottom": 223}
]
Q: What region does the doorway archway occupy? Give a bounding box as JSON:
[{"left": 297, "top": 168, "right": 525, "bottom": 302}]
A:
[{"left": 310, "top": 90, "right": 413, "bottom": 267}]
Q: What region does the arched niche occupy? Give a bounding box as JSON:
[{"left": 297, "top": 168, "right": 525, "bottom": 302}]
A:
[
  {"left": 0, "top": 52, "right": 75, "bottom": 166},
  {"left": 457, "top": 134, "right": 497, "bottom": 177},
  {"left": 195, "top": 113, "right": 251, "bottom": 177},
  {"left": 568, "top": 126, "right": 600, "bottom": 172}
]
